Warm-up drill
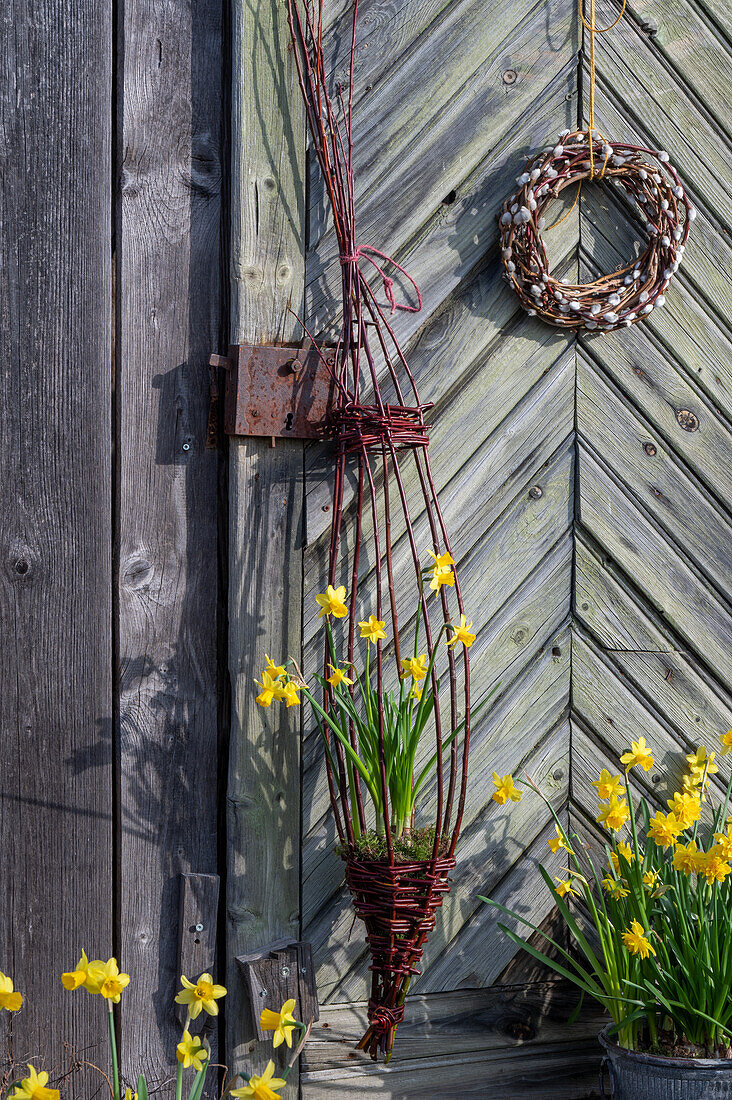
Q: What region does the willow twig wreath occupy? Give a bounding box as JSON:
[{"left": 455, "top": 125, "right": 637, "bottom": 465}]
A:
[{"left": 499, "top": 0, "right": 695, "bottom": 331}]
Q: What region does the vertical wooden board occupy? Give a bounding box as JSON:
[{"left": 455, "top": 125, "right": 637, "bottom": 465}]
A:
[
  {"left": 227, "top": 0, "right": 306, "bottom": 1079},
  {"left": 117, "top": 0, "right": 223, "bottom": 1085},
  {"left": 0, "top": 0, "right": 112, "bottom": 1089}
]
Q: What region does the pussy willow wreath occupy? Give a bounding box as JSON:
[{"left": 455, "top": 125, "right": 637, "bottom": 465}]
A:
[{"left": 499, "top": 128, "right": 695, "bottom": 331}]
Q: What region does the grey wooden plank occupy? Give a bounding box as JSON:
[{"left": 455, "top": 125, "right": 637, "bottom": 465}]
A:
[
  {"left": 623, "top": 0, "right": 732, "bottom": 140},
  {"left": 578, "top": 445, "right": 732, "bottom": 685},
  {"left": 0, "top": 0, "right": 112, "bottom": 1088},
  {"left": 571, "top": 631, "right": 731, "bottom": 803},
  {"left": 577, "top": 353, "right": 732, "bottom": 596},
  {"left": 227, "top": 0, "right": 305, "bottom": 1081},
  {"left": 117, "top": 0, "right": 223, "bottom": 1085},
  {"left": 308, "top": 59, "right": 579, "bottom": 339},
  {"left": 577, "top": 315, "right": 732, "bottom": 513},
  {"left": 579, "top": 202, "right": 732, "bottom": 422},
  {"left": 590, "top": 37, "right": 731, "bottom": 228},
  {"left": 303, "top": 1037, "right": 601, "bottom": 1098},
  {"left": 305, "top": 981, "right": 605, "bottom": 1064}
]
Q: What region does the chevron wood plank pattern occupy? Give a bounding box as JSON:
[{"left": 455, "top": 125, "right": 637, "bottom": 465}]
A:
[{"left": 297, "top": 0, "right": 730, "bottom": 1091}]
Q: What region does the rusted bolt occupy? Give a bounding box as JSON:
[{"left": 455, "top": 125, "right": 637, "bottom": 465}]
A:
[
  {"left": 676, "top": 408, "right": 699, "bottom": 432},
  {"left": 529, "top": 485, "right": 543, "bottom": 498},
  {"left": 503, "top": 69, "right": 518, "bottom": 85},
  {"left": 643, "top": 442, "right": 657, "bottom": 456},
  {"left": 284, "top": 358, "right": 301, "bottom": 375},
  {"left": 322, "top": 504, "right": 330, "bottom": 512}
]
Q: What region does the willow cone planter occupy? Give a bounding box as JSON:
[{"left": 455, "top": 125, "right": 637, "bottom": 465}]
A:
[{"left": 599, "top": 1026, "right": 732, "bottom": 1098}]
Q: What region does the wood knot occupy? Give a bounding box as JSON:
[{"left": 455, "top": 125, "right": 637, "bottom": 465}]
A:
[{"left": 676, "top": 408, "right": 699, "bottom": 432}]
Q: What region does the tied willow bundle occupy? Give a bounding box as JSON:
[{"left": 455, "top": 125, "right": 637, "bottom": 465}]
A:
[{"left": 279, "top": 0, "right": 474, "bottom": 1062}]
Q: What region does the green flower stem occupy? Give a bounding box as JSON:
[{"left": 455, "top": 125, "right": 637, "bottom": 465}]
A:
[
  {"left": 107, "top": 1003, "right": 121, "bottom": 1100},
  {"left": 175, "top": 1063, "right": 183, "bottom": 1100}
]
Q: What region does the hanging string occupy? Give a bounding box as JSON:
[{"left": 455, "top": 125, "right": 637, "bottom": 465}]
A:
[
  {"left": 546, "top": 0, "right": 627, "bottom": 230},
  {"left": 579, "top": 0, "right": 627, "bottom": 177}
]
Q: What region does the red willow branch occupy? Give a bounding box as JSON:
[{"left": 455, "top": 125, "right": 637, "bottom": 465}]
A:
[{"left": 286, "top": 0, "right": 472, "bottom": 1058}]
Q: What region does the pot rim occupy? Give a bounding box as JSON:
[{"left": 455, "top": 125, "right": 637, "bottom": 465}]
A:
[{"left": 599, "top": 1024, "right": 732, "bottom": 1073}]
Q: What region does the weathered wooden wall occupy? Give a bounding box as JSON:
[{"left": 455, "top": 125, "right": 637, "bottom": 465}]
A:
[
  {"left": 571, "top": 0, "right": 732, "bottom": 896},
  {"left": 1, "top": 0, "right": 225, "bottom": 1092},
  {"left": 0, "top": 0, "right": 113, "bottom": 1084}
]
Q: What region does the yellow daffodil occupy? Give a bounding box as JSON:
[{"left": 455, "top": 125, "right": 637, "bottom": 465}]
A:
[
  {"left": 554, "top": 877, "right": 579, "bottom": 898},
  {"left": 701, "top": 848, "right": 732, "bottom": 885},
  {"left": 400, "top": 654, "right": 428, "bottom": 682},
  {"left": 315, "top": 584, "right": 348, "bottom": 618},
  {"left": 9, "top": 1065, "right": 59, "bottom": 1100},
  {"left": 280, "top": 680, "right": 303, "bottom": 707},
  {"left": 124, "top": 1090, "right": 138, "bottom": 1100},
  {"left": 410, "top": 683, "right": 423, "bottom": 702},
  {"left": 264, "top": 655, "right": 287, "bottom": 680},
  {"left": 592, "top": 770, "right": 626, "bottom": 801},
  {"left": 714, "top": 827, "right": 732, "bottom": 861},
  {"left": 176, "top": 1030, "right": 209, "bottom": 1071},
  {"left": 596, "top": 798, "right": 630, "bottom": 832},
  {"left": 720, "top": 729, "right": 732, "bottom": 756},
  {"left": 547, "top": 826, "right": 573, "bottom": 854},
  {"left": 491, "top": 773, "right": 522, "bottom": 805},
  {"left": 61, "top": 949, "right": 106, "bottom": 994},
  {"left": 358, "top": 615, "right": 386, "bottom": 643},
  {"left": 602, "top": 876, "right": 630, "bottom": 900},
  {"left": 426, "top": 549, "right": 455, "bottom": 592},
  {"left": 647, "top": 810, "right": 682, "bottom": 849},
  {"left": 620, "top": 738, "right": 654, "bottom": 773},
  {"left": 0, "top": 971, "right": 22, "bottom": 1012},
  {"left": 260, "top": 997, "right": 297, "bottom": 1048},
  {"left": 446, "top": 614, "right": 476, "bottom": 649},
  {"left": 687, "top": 745, "right": 718, "bottom": 778},
  {"left": 98, "top": 958, "right": 130, "bottom": 1003},
  {"left": 231, "top": 1060, "right": 287, "bottom": 1099},
  {"left": 683, "top": 771, "right": 704, "bottom": 794},
  {"left": 255, "top": 672, "right": 285, "bottom": 708},
  {"left": 643, "top": 869, "right": 661, "bottom": 891},
  {"left": 326, "top": 665, "right": 353, "bottom": 688},
  {"left": 175, "top": 973, "right": 227, "bottom": 1019},
  {"left": 667, "top": 791, "right": 701, "bottom": 829},
  {"left": 610, "top": 840, "right": 634, "bottom": 873},
  {"left": 673, "top": 839, "right": 699, "bottom": 875},
  {"left": 622, "top": 920, "right": 655, "bottom": 959}
]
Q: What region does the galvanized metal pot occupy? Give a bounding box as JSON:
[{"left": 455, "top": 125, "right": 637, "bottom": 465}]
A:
[{"left": 599, "top": 1026, "right": 732, "bottom": 1098}]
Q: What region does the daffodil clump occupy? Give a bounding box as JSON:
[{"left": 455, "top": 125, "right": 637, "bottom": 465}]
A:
[
  {"left": 256, "top": 550, "right": 484, "bottom": 844},
  {"left": 481, "top": 731, "right": 732, "bottom": 1056}
]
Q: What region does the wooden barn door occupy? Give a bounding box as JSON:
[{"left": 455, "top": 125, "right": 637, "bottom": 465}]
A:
[{"left": 225, "top": 0, "right": 731, "bottom": 1096}]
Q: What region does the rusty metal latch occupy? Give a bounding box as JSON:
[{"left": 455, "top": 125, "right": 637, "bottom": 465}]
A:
[{"left": 207, "top": 344, "right": 335, "bottom": 448}]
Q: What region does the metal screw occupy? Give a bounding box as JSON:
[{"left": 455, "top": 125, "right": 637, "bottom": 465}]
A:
[
  {"left": 182, "top": 442, "right": 190, "bottom": 451},
  {"left": 529, "top": 485, "right": 543, "bottom": 499},
  {"left": 259, "top": 988, "right": 268, "bottom": 998},
  {"left": 195, "top": 923, "right": 204, "bottom": 932},
  {"left": 503, "top": 69, "right": 517, "bottom": 84},
  {"left": 643, "top": 442, "right": 657, "bottom": 456},
  {"left": 280, "top": 966, "right": 291, "bottom": 978},
  {"left": 300, "top": 966, "right": 307, "bottom": 975}
]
